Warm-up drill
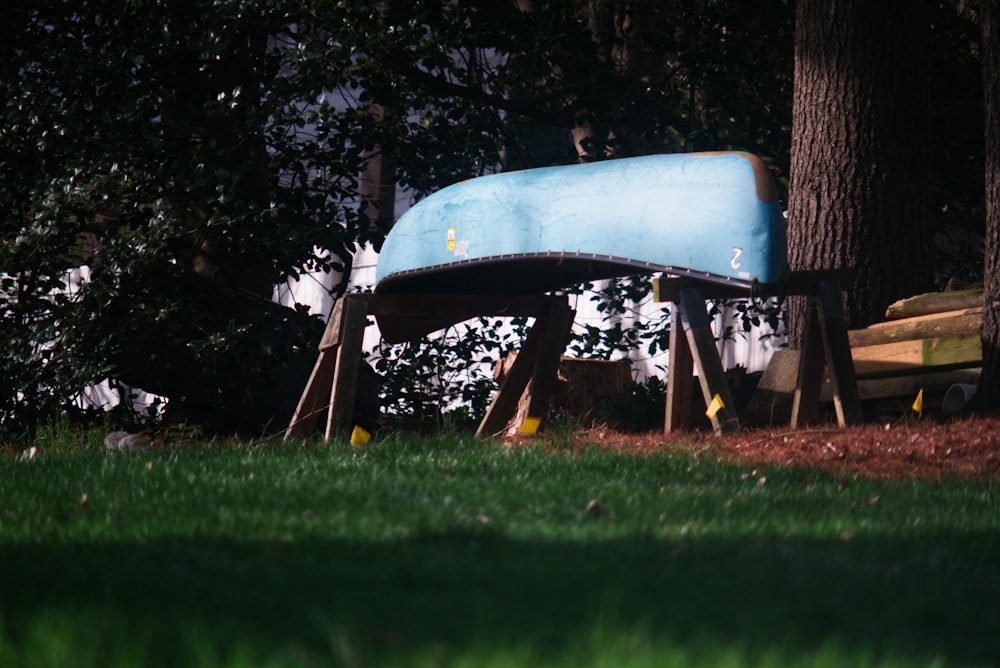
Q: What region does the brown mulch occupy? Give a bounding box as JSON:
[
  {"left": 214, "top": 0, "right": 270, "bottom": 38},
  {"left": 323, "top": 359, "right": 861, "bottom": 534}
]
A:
[{"left": 568, "top": 415, "right": 1000, "bottom": 480}]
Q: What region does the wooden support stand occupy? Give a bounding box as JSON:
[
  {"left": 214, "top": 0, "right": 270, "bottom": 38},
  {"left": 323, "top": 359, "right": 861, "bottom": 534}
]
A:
[
  {"left": 476, "top": 298, "right": 575, "bottom": 438},
  {"left": 654, "top": 270, "right": 862, "bottom": 435},
  {"left": 284, "top": 293, "right": 575, "bottom": 442},
  {"left": 283, "top": 296, "right": 370, "bottom": 442},
  {"left": 790, "top": 281, "right": 863, "bottom": 428},
  {"left": 667, "top": 286, "right": 741, "bottom": 434}
]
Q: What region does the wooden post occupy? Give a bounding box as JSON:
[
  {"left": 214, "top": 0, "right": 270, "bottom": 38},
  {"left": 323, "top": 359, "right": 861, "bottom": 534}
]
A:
[
  {"left": 324, "top": 296, "right": 369, "bottom": 441},
  {"left": 476, "top": 297, "right": 573, "bottom": 438},
  {"left": 512, "top": 299, "right": 576, "bottom": 435},
  {"left": 665, "top": 304, "right": 694, "bottom": 433},
  {"left": 790, "top": 301, "right": 825, "bottom": 428},
  {"left": 288, "top": 293, "right": 575, "bottom": 442},
  {"left": 283, "top": 296, "right": 370, "bottom": 443},
  {"left": 790, "top": 281, "right": 862, "bottom": 428},
  {"left": 284, "top": 347, "right": 337, "bottom": 440},
  {"left": 677, "top": 287, "right": 739, "bottom": 435},
  {"left": 815, "top": 280, "right": 863, "bottom": 426},
  {"left": 654, "top": 271, "right": 861, "bottom": 434},
  {"left": 284, "top": 299, "right": 346, "bottom": 441}
]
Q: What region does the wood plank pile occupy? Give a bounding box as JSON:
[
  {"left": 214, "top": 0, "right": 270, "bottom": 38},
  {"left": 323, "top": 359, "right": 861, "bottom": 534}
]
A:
[
  {"left": 746, "top": 288, "right": 983, "bottom": 423},
  {"left": 842, "top": 288, "right": 983, "bottom": 408},
  {"left": 848, "top": 289, "right": 983, "bottom": 399}
]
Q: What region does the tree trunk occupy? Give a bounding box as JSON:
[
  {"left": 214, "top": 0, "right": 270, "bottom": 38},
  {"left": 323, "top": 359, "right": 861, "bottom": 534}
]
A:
[
  {"left": 571, "top": 0, "right": 626, "bottom": 161},
  {"left": 787, "top": 0, "right": 933, "bottom": 345},
  {"left": 160, "top": 18, "right": 275, "bottom": 298},
  {"left": 359, "top": 105, "right": 397, "bottom": 245},
  {"left": 979, "top": 0, "right": 1000, "bottom": 411}
]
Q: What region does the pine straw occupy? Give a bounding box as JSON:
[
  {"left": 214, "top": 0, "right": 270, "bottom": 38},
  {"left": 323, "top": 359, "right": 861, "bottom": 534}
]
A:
[{"left": 565, "top": 415, "right": 1000, "bottom": 480}]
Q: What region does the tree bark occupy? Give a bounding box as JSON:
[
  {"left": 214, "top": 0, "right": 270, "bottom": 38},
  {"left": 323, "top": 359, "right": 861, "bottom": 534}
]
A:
[
  {"left": 162, "top": 18, "right": 275, "bottom": 298},
  {"left": 787, "top": 0, "right": 933, "bottom": 345},
  {"left": 979, "top": 0, "right": 1000, "bottom": 411},
  {"left": 359, "top": 105, "right": 397, "bottom": 244}
]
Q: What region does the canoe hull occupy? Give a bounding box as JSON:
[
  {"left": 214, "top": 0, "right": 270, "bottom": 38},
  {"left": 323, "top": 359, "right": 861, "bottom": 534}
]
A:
[{"left": 375, "top": 152, "right": 786, "bottom": 294}]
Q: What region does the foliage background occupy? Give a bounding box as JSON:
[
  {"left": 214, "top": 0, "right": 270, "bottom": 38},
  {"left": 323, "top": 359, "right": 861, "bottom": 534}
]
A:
[{"left": 0, "top": 0, "right": 984, "bottom": 436}]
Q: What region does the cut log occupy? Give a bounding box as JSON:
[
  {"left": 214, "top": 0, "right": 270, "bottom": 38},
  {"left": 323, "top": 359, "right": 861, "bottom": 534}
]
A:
[
  {"left": 494, "top": 354, "right": 632, "bottom": 431},
  {"left": 884, "top": 289, "right": 983, "bottom": 320},
  {"left": 867, "top": 306, "right": 982, "bottom": 330},
  {"left": 849, "top": 310, "right": 982, "bottom": 347}
]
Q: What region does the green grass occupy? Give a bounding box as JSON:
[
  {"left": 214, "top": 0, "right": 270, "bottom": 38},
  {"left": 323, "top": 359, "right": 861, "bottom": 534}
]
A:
[{"left": 1, "top": 427, "right": 998, "bottom": 667}]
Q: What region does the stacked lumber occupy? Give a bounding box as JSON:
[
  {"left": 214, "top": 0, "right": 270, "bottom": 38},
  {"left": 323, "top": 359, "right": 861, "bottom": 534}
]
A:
[{"left": 842, "top": 288, "right": 983, "bottom": 403}]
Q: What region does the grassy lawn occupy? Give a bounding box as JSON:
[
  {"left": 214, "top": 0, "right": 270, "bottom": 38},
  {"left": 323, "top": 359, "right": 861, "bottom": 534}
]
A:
[{"left": 1, "top": 426, "right": 998, "bottom": 667}]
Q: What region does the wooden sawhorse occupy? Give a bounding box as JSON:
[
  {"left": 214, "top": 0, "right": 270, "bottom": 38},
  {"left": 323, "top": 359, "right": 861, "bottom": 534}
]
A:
[
  {"left": 283, "top": 293, "right": 575, "bottom": 442},
  {"left": 653, "top": 270, "right": 863, "bottom": 435}
]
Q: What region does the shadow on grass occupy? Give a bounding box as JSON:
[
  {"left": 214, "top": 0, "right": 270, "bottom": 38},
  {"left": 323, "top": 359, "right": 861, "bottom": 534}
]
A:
[{"left": 1, "top": 528, "right": 998, "bottom": 665}]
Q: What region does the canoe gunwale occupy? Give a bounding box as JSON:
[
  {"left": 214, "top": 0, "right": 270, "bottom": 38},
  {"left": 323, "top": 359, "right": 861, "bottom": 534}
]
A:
[{"left": 374, "top": 250, "right": 759, "bottom": 295}]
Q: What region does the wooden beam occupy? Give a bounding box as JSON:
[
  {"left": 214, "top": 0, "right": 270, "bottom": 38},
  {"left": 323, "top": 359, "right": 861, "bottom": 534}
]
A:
[
  {"left": 864, "top": 306, "right": 982, "bottom": 330},
  {"left": 791, "top": 302, "right": 825, "bottom": 428},
  {"left": 324, "top": 296, "right": 370, "bottom": 441},
  {"left": 512, "top": 300, "right": 576, "bottom": 434},
  {"left": 474, "top": 323, "right": 540, "bottom": 438},
  {"left": 286, "top": 299, "right": 348, "bottom": 440},
  {"left": 284, "top": 350, "right": 337, "bottom": 440},
  {"left": 654, "top": 277, "right": 755, "bottom": 302},
  {"left": 363, "top": 293, "right": 554, "bottom": 343},
  {"left": 318, "top": 298, "right": 347, "bottom": 351},
  {"left": 665, "top": 305, "right": 694, "bottom": 433},
  {"left": 652, "top": 268, "right": 855, "bottom": 303},
  {"left": 884, "top": 288, "right": 983, "bottom": 320},
  {"left": 850, "top": 310, "right": 981, "bottom": 346},
  {"left": 678, "top": 287, "right": 739, "bottom": 435},
  {"left": 850, "top": 334, "right": 982, "bottom": 376},
  {"left": 476, "top": 298, "right": 568, "bottom": 437},
  {"left": 815, "top": 281, "right": 862, "bottom": 426}
]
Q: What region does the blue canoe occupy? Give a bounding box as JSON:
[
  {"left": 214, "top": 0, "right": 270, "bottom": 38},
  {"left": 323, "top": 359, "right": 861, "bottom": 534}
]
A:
[{"left": 375, "top": 151, "right": 786, "bottom": 295}]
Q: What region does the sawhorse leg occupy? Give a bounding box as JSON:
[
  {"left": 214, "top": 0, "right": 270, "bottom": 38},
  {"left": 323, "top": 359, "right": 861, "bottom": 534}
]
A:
[
  {"left": 476, "top": 298, "right": 575, "bottom": 438},
  {"left": 791, "top": 281, "right": 862, "bottom": 428},
  {"left": 284, "top": 295, "right": 369, "bottom": 442},
  {"left": 665, "top": 305, "right": 694, "bottom": 432},
  {"left": 665, "top": 287, "right": 739, "bottom": 435}
]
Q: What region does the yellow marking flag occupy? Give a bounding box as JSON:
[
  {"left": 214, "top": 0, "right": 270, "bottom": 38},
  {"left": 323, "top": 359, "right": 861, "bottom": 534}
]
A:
[
  {"left": 705, "top": 393, "right": 725, "bottom": 419},
  {"left": 519, "top": 416, "right": 542, "bottom": 435},
  {"left": 911, "top": 388, "right": 924, "bottom": 416},
  {"left": 350, "top": 425, "right": 372, "bottom": 446}
]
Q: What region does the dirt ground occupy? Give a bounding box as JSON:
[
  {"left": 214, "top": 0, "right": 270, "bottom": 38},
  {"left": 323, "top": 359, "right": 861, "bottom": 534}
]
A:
[{"left": 570, "top": 415, "right": 1000, "bottom": 479}]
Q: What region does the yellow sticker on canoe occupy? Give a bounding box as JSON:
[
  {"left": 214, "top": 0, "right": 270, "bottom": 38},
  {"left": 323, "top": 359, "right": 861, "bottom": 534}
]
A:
[{"left": 447, "top": 226, "right": 456, "bottom": 251}]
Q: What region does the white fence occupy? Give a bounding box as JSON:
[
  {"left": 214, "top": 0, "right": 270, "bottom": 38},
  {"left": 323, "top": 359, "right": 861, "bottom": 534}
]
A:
[
  {"left": 62, "top": 242, "right": 784, "bottom": 418},
  {"left": 276, "top": 243, "right": 787, "bottom": 386}
]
